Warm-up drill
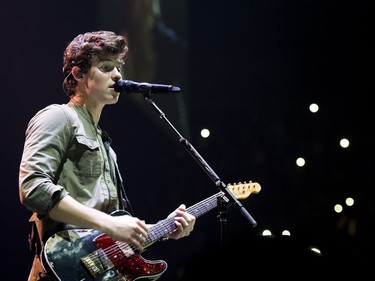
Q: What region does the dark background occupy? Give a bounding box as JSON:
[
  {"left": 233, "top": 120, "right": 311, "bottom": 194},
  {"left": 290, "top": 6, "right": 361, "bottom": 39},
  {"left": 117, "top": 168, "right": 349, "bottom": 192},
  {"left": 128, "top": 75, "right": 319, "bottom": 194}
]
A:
[{"left": 1, "top": 0, "right": 374, "bottom": 279}]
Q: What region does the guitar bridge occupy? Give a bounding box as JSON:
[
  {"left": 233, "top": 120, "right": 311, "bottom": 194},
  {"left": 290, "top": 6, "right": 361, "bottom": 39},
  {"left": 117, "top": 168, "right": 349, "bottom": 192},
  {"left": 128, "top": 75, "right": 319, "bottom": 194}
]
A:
[{"left": 81, "top": 248, "right": 114, "bottom": 277}]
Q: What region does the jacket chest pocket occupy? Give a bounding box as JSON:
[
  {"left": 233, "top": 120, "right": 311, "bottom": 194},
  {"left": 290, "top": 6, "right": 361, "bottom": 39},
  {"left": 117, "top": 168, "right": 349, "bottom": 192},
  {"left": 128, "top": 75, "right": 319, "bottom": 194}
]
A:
[{"left": 70, "top": 135, "right": 102, "bottom": 177}]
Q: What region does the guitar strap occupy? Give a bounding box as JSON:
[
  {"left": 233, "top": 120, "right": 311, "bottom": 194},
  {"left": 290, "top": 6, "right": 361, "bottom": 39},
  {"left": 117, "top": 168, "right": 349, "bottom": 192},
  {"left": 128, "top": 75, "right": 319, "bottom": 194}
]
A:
[{"left": 102, "top": 131, "right": 134, "bottom": 216}]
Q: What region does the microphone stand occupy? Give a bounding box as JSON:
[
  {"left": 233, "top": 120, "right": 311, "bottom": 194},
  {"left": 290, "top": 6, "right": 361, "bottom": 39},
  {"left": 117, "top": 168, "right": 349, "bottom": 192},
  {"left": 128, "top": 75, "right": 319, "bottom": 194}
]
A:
[{"left": 142, "top": 92, "right": 257, "bottom": 247}]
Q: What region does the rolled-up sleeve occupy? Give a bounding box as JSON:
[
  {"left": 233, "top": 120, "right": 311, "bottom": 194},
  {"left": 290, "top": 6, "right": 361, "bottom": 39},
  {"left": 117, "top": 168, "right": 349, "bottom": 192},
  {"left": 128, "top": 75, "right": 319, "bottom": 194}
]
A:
[{"left": 19, "top": 105, "right": 71, "bottom": 217}]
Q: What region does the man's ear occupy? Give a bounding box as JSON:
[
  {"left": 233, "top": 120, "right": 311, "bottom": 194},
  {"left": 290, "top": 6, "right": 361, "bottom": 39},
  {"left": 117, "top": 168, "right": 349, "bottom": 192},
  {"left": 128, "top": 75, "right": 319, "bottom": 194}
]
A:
[{"left": 72, "top": 66, "right": 83, "bottom": 79}]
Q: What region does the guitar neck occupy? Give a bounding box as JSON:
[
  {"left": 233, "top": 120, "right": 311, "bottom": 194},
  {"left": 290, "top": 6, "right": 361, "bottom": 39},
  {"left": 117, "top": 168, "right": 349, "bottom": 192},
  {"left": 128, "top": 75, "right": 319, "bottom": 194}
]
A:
[{"left": 145, "top": 191, "right": 224, "bottom": 246}]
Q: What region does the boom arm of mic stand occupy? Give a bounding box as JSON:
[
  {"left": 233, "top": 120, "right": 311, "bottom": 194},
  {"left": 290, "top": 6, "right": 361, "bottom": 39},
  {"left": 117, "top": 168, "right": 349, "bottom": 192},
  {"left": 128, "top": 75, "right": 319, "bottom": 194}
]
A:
[
  {"left": 143, "top": 95, "right": 257, "bottom": 227},
  {"left": 179, "top": 137, "right": 257, "bottom": 227}
]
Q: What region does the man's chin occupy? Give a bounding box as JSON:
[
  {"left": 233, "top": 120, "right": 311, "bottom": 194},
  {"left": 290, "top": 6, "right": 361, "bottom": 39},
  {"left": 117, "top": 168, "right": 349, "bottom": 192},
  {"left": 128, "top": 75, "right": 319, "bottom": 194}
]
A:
[{"left": 110, "top": 92, "right": 120, "bottom": 101}]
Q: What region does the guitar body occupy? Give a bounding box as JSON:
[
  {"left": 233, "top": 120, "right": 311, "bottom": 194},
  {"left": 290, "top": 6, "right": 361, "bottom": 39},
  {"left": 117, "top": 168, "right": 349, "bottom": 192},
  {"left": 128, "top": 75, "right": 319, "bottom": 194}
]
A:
[{"left": 42, "top": 214, "right": 167, "bottom": 281}]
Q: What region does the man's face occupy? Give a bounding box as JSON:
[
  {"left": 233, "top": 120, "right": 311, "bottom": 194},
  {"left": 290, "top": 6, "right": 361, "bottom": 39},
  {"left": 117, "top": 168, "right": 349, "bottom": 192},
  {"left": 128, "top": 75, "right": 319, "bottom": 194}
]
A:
[{"left": 84, "top": 57, "right": 123, "bottom": 105}]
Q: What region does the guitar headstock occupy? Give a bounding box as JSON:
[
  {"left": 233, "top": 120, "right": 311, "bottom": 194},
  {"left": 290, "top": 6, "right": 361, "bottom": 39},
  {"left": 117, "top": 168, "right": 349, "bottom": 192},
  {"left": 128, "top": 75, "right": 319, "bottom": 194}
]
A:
[{"left": 227, "top": 181, "right": 261, "bottom": 200}]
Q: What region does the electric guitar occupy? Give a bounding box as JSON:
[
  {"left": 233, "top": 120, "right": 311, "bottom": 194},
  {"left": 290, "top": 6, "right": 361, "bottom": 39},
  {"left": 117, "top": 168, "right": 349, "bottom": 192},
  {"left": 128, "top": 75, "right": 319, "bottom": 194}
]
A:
[{"left": 42, "top": 181, "right": 261, "bottom": 281}]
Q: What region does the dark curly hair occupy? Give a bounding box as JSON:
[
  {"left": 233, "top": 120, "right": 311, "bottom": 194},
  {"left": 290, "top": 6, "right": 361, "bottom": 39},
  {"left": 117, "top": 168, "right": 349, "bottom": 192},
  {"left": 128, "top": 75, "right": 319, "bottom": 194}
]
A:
[{"left": 62, "top": 30, "right": 128, "bottom": 97}]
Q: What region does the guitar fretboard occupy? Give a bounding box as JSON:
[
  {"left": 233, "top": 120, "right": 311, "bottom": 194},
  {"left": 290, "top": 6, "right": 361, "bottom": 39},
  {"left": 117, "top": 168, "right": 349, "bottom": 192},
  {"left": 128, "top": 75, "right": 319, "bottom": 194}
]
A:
[{"left": 145, "top": 191, "right": 225, "bottom": 246}]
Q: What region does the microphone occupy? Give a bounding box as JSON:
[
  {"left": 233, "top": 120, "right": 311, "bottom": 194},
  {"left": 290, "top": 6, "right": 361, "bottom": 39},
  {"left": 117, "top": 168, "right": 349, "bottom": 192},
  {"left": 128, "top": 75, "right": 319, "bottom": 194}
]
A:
[{"left": 113, "top": 80, "right": 181, "bottom": 94}]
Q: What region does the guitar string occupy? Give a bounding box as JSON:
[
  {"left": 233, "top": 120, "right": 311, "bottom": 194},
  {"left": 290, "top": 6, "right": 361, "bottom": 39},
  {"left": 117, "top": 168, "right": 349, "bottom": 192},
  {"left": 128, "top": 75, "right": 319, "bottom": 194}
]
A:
[
  {"left": 82, "top": 193, "right": 223, "bottom": 276},
  {"left": 86, "top": 193, "right": 220, "bottom": 265},
  {"left": 84, "top": 216, "right": 177, "bottom": 263},
  {"left": 81, "top": 218, "right": 175, "bottom": 275},
  {"left": 81, "top": 186, "right": 247, "bottom": 273}
]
